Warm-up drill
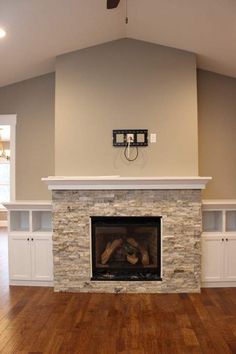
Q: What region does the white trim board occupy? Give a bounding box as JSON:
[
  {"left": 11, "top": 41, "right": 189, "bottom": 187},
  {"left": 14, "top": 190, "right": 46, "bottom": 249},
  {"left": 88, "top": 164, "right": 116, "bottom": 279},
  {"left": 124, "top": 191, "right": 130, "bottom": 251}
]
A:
[
  {"left": 0, "top": 114, "right": 17, "bottom": 201},
  {"left": 202, "top": 281, "right": 236, "bottom": 288},
  {"left": 3, "top": 200, "right": 52, "bottom": 211},
  {"left": 9, "top": 280, "right": 54, "bottom": 287},
  {"left": 202, "top": 199, "right": 236, "bottom": 210},
  {"left": 42, "top": 176, "right": 212, "bottom": 191}
]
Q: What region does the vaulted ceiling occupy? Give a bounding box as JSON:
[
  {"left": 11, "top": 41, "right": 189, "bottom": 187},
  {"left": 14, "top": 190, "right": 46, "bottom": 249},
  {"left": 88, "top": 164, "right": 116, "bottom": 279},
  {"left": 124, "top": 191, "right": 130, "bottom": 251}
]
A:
[{"left": 0, "top": 0, "right": 235, "bottom": 87}]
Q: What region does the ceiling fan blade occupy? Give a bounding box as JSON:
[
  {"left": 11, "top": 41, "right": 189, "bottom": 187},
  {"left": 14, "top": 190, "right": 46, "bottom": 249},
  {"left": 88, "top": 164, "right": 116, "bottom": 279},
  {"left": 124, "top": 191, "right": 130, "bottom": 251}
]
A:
[{"left": 107, "top": 0, "right": 120, "bottom": 9}]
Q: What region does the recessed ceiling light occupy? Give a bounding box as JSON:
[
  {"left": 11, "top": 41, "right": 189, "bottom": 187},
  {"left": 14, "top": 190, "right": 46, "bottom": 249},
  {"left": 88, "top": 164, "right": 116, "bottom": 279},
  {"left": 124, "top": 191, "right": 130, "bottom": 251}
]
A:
[{"left": 0, "top": 28, "right": 6, "bottom": 39}]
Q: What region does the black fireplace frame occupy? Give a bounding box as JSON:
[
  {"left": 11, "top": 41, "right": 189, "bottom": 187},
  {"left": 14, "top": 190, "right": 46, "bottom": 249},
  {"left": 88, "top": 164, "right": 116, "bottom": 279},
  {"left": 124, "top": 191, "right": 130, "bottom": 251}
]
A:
[{"left": 90, "top": 216, "right": 162, "bottom": 281}]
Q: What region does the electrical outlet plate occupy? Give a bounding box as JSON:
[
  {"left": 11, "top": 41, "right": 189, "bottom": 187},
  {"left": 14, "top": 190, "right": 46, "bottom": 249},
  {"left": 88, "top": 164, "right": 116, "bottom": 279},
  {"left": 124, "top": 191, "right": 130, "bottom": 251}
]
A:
[
  {"left": 113, "top": 129, "right": 148, "bottom": 147},
  {"left": 127, "top": 133, "right": 134, "bottom": 142}
]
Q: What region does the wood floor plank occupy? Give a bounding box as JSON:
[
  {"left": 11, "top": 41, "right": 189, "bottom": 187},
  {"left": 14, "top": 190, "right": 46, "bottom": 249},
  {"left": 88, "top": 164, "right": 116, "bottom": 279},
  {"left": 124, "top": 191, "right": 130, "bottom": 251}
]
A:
[{"left": 1, "top": 229, "right": 236, "bottom": 353}]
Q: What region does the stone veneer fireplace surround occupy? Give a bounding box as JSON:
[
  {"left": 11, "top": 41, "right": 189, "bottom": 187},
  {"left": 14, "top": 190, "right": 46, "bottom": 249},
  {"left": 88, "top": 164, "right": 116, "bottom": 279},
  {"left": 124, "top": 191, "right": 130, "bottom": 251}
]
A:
[{"left": 43, "top": 176, "right": 211, "bottom": 293}]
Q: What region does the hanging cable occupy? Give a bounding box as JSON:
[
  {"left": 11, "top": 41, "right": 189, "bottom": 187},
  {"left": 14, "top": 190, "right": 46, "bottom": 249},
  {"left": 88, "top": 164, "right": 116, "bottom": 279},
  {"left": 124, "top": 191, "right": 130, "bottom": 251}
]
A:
[
  {"left": 124, "top": 138, "right": 139, "bottom": 162},
  {"left": 125, "top": 0, "right": 128, "bottom": 24}
]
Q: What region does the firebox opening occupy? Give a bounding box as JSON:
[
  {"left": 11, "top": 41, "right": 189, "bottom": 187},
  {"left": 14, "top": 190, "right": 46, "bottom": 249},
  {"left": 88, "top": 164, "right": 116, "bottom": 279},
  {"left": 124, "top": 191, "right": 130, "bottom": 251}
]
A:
[{"left": 91, "top": 216, "right": 162, "bottom": 281}]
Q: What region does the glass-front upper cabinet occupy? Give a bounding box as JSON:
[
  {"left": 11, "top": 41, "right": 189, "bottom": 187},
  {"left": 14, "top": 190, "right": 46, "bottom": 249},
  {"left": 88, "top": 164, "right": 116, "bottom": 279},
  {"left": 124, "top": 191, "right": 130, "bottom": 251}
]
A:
[
  {"left": 202, "top": 211, "right": 223, "bottom": 232},
  {"left": 226, "top": 211, "right": 236, "bottom": 232}
]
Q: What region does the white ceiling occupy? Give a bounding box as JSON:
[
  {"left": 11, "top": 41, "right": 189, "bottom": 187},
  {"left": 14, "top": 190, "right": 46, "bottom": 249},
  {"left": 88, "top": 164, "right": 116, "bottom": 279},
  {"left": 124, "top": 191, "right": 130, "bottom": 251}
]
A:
[
  {"left": 0, "top": 0, "right": 125, "bottom": 87},
  {"left": 0, "top": 0, "right": 236, "bottom": 87}
]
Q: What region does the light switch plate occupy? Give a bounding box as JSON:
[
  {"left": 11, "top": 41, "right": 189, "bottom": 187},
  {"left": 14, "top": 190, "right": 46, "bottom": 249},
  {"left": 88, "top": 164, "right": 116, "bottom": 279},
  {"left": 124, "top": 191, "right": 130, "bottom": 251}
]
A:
[{"left": 150, "top": 133, "right": 157, "bottom": 143}]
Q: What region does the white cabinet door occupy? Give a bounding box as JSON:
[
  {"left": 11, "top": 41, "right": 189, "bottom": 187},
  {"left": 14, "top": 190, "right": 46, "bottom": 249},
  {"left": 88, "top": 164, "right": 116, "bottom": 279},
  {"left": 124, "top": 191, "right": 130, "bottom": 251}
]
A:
[
  {"left": 224, "top": 236, "right": 236, "bottom": 281},
  {"left": 202, "top": 236, "right": 224, "bottom": 282},
  {"left": 9, "top": 235, "right": 31, "bottom": 280},
  {"left": 31, "top": 234, "right": 53, "bottom": 281}
]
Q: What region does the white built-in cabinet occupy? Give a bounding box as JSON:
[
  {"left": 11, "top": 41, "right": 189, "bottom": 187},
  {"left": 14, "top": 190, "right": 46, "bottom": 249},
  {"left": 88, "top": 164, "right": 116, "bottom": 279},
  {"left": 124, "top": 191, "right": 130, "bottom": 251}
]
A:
[
  {"left": 3, "top": 201, "right": 53, "bottom": 287},
  {"left": 202, "top": 200, "right": 236, "bottom": 287}
]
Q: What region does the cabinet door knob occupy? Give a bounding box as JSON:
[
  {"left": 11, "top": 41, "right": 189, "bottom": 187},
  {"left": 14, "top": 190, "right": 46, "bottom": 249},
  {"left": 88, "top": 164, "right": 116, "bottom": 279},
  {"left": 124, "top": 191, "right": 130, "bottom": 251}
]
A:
[
  {"left": 31, "top": 238, "right": 34, "bottom": 241},
  {"left": 226, "top": 238, "right": 228, "bottom": 242},
  {"left": 222, "top": 238, "right": 224, "bottom": 242},
  {"left": 27, "top": 238, "right": 29, "bottom": 241}
]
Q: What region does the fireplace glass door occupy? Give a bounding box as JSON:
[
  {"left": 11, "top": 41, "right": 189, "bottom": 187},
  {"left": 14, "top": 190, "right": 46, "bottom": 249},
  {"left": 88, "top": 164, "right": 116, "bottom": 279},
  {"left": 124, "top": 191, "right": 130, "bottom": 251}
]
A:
[{"left": 91, "top": 216, "right": 161, "bottom": 281}]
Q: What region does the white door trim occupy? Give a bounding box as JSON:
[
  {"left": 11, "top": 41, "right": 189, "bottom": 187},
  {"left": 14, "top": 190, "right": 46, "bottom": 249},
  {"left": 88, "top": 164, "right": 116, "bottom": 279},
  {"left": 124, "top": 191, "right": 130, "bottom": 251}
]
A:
[{"left": 0, "top": 114, "right": 17, "bottom": 201}]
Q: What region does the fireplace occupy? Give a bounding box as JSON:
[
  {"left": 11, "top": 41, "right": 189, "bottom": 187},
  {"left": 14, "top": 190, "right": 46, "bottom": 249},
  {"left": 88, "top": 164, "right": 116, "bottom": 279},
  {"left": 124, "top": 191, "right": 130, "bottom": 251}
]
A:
[
  {"left": 91, "top": 216, "right": 162, "bottom": 281},
  {"left": 43, "top": 176, "right": 209, "bottom": 293}
]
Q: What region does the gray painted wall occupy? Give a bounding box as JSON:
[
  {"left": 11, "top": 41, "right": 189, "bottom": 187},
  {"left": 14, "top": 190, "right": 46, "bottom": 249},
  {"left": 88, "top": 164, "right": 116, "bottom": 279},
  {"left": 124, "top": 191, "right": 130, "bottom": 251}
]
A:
[
  {"left": 198, "top": 69, "right": 236, "bottom": 199},
  {"left": 55, "top": 39, "right": 199, "bottom": 177},
  {"left": 2, "top": 41, "right": 236, "bottom": 200},
  {"left": 0, "top": 73, "right": 55, "bottom": 200}
]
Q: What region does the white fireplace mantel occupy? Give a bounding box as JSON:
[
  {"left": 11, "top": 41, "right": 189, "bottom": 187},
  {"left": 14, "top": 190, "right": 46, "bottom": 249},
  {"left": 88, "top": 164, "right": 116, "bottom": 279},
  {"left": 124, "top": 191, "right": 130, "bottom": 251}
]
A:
[{"left": 42, "top": 176, "right": 212, "bottom": 190}]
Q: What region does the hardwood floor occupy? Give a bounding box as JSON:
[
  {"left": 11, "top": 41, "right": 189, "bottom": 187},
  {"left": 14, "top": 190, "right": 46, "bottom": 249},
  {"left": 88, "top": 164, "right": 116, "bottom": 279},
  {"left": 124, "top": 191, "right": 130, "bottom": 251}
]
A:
[{"left": 1, "top": 229, "right": 236, "bottom": 353}]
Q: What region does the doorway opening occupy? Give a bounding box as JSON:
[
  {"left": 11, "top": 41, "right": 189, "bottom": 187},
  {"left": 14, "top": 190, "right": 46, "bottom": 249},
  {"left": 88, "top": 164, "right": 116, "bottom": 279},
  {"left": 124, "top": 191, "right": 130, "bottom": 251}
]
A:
[{"left": 0, "top": 115, "right": 17, "bottom": 286}]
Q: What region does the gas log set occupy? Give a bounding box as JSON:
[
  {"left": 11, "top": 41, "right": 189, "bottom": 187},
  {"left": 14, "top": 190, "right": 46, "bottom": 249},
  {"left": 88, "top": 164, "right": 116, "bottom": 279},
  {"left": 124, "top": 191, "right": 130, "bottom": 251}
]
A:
[{"left": 101, "top": 237, "right": 150, "bottom": 266}]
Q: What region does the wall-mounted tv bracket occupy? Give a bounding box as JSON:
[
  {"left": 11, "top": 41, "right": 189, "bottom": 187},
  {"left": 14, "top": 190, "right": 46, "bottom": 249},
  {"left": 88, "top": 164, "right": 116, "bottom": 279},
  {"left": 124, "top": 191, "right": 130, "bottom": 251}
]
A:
[{"left": 112, "top": 129, "right": 148, "bottom": 147}]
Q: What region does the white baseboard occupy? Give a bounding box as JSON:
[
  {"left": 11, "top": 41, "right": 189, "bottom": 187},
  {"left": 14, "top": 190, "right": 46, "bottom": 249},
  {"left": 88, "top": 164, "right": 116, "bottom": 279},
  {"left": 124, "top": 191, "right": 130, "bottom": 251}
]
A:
[
  {"left": 202, "top": 281, "right": 236, "bottom": 288},
  {"left": 9, "top": 280, "right": 54, "bottom": 287}
]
